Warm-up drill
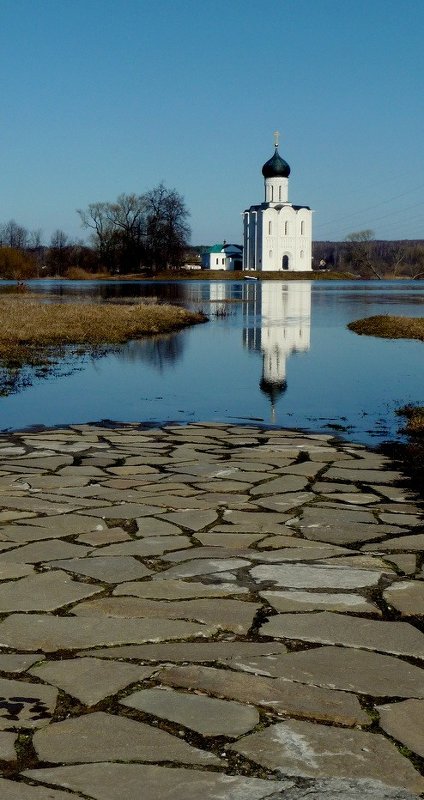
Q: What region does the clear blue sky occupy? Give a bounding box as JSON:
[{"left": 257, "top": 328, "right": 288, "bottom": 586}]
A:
[{"left": 1, "top": 0, "right": 423, "bottom": 245}]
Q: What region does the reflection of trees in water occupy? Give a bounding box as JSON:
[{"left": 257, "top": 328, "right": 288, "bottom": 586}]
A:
[
  {"left": 0, "top": 349, "right": 95, "bottom": 398},
  {"left": 117, "top": 334, "right": 183, "bottom": 371}
]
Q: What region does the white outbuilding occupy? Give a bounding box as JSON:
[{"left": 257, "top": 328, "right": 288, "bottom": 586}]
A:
[
  {"left": 202, "top": 242, "right": 243, "bottom": 271},
  {"left": 243, "top": 134, "right": 312, "bottom": 272}
]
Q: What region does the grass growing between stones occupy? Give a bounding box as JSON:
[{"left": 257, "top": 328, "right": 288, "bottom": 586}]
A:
[
  {"left": 0, "top": 296, "right": 207, "bottom": 368},
  {"left": 348, "top": 315, "right": 424, "bottom": 341}
]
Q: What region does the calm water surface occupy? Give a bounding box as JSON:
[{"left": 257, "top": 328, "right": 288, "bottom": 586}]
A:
[{"left": 0, "top": 279, "right": 423, "bottom": 445}]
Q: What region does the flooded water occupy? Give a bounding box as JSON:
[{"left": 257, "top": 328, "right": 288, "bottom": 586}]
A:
[{"left": 0, "top": 279, "right": 423, "bottom": 445}]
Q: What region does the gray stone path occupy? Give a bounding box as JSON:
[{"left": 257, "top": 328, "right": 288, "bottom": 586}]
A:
[{"left": 0, "top": 422, "right": 422, "bottom": 798}]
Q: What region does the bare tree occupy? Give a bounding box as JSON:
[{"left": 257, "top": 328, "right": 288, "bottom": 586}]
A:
[{"left": 344, "top": 229, "right": 382, "bottom": 278}]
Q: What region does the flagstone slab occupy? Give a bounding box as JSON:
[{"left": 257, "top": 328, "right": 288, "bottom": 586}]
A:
[
  {"left": 250, "top": 476, "right": 309, "bottom": 496},
  {"left": 383, "top": 581, "right": 424, "bottom": 616},
  {"left": 0, "top": 541, "right": 91, "bottom": 564},
  {"left": 81, "top": 640, "right": 288, "bottom": 663},
  {"left": 156, "top": 664, "right": 369, "bottom": 726},
  {"left": 0, "top": 677, "right": 57, "bottom": 729},
  {"left": 0, "top": 570, "right": 102, "bottom": 612},
  {"left": 154, "top": 557, "right": 251, "bottom": 579},
  {"left": 32, "top": 711, "right": 221, "bottom": 766},
  {"left": 30, "top": 657, "right": 155, "bottom": 705},
  {"left": 72, "top": 597, "right": 260, "bottom": 634},
  {"left": 113, "top": 579, "right": 247, "bottom": 599},
  {"left": 384, "top": 554, "right": 417, "bottom": 574},
  {"left": 94, "top": 535, "right": 192, "bottom": 557},
  {"left": 51, "top": 556, "right": 152, "bottom": 582},
  {"left": 157, "top": 510, "right": 219, "bottom": 531},
  {"left": 0, "top": 731, "right": 17, "bottom": 759},
  {"left": 23, "top": 764, "right": 290, "bottom": 800},
  {"left": 378, "top": 513, "right": 422, "bottom": 527},
  {"left": 267, "top": 778, "right": 423, "bottom": 800},
  {"left": 0, "top": 777, "right": 83, "bottom": 800},
  {"left": 261, "top": 590, "right": 380, "bottom": 614},
  {"left": 136, "top": 518, "right": 185, "bottom": 536},
  {"left": 260, "top": 612, "right": 424, "bottom": 658},
  {"left": 250, "top": 563, "right": 384, "bottom": 589},
  {"left": 0, "top": 654, "right": 45, "bottom": 673},
  {"left": 229, "top": 720, "right": 424, "bottom": 793},
  {"left": 255, "top": 492, "right": 315, "bottom": 512},
  {"left": 195, "top": 531, "right": 264, "bottom": 548},
  {"left": 0, "top": 562, "right": 35, "bottom": 580},
  {"left": 18, "top": 514, "right": 106, "bottom": 534},
  {"left": 122, "top": 686, "right": 260, "bottom": 736},
  {"left": 376, "top": 699, "right": 424, "bottom": 757},
  {"left": 235, "top": 645, "right": 424, "bottom": 697},
  {"left": 80, "top": 503, "right": 163, "bottom": 518},
  {"left": 0, "top": 614, "right": 217, "bottom": 651},
  {"left": 76, "top": 527, "right": 131, "bottom": 545},
  {"left": 362, "top": 534, "right": 424, "bottom": 552},
  {"left": 324, "top": 468, "right": 405, "bottom": 484},
  {"left": 0, "top": 496, "right": 79, "bottom": 514},
  {"left": 248, "top": 546, "right": 355, "bottom": 562},
  {"left": 221, "top": 510, "right": 295, "bottom": 530}
]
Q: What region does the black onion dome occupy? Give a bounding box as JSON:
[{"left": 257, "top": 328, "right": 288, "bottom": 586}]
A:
[{"left": 262, "top": 148, "right": 290, "bottom": 178}]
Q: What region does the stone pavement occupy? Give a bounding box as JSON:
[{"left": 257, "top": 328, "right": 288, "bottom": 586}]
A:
[{"left": 0, "top": 422, "right": 422, "bottom": 799}]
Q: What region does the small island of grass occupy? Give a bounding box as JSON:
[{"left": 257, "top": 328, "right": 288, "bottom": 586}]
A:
[
  {"left": 348, "top": 315, "right": 424, "bottom": 341},
  {"left": 0, "top": 296, "right": 206, "bottom": 368}
]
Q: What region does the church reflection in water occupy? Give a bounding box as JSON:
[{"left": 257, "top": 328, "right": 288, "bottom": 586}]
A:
[{"left": 243, "top": 282, "right": 311, "bottom": 420}]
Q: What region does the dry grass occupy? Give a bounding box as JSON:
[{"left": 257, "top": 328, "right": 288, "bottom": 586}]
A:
[
  {"left": 0, "top": 297, "right": 206, "bottom": 367},
  {"left": 397, "top": 405, "right": 424, "bottom": 436},
  {"left": 348, "top": 315, "right": 424, "bottom": 341}
]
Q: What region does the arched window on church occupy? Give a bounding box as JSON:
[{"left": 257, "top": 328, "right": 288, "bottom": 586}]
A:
[
  {"left": 284, "top": 221, "right": 289, "bottom": 235},
  {"left": 278, "top": 185, "right": 282, "bottom": 201},
  {"left": 300, "top": 221, "right": 305, "bottom": 235},
  {"left": 282, "top": 255, "right": 289, "bottom": 270},
  {"left": 300, "top": 250, "right": 304, "bottom": 259},
  {"left": 271, "top": 185, "right": 274, "bottom": 201},
  {"left": 268, "top": 221, "right": 272, "bottom": 235},
  {"left": 269, "top": 250, "right": 273, "bottom": 259}
]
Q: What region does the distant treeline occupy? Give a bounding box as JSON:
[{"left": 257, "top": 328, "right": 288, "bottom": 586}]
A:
[{"left": 313, "top": 238, "right": 424, "bottom": 279}]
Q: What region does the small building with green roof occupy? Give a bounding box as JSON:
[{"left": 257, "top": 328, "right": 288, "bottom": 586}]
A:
[{"left": 201, "top": 242, "right": 243, "bottom": 270}]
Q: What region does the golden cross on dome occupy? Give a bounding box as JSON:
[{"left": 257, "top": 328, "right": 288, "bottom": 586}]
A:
[{"left": 273, "top": 130, "right": 280, "bottom": 148}]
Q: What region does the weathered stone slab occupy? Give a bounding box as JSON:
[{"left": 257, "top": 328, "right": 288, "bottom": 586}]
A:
[
  {"left": 0, "top": 614, "right": 217, "bottom": 651},
  {"left": 113, "top": 578, "right": 246, "bottom": 599},
  {"left": 136, "top": 518, "right": 184, "bottom": 536},
  {"left": 157, "top": 510, "right": 218, "bottom": 531},
  {"left": 18, "top": 513, "right": 105, "bottom": 533},
  {"left": 245, "top": 645, "right": 424, "bottom": 697},
  {"left": 30, "top": 657, "right": 154, "bottom": 705},
  {"left": 0, "top": 677, "right": 57, "bottom": 729},
  {"left": 76, "top": 527, "right": 131, "bottom": 545},
  {"left": 23, "top": 764, "right": 290, "bottom": 800},
  {"left": 261, "top": 590, "right": 380, "bottom": 614},
  {"left": 0, "top": 731, "right": 17, "bottom": 759},
  {"left": 0, "top": 570, "right": 101, "bottom": 612},
  {"left": 383, "top": 581, "right": 424, "bottom": 616},
  {"left": 32, "top": 711, "right": 221, "bottom": 765},
  {"left": 248, "top": 546, "right": 358, "bottom": 562},
  {"left": 378, "top": 513, "right": 422, "bottom": 527},
  {"left": 267, "top": 778, "right": 422, "bottom": 800},
  {"left": 295, "top": 507, "right": 400, "bottom": 545},
  {"left": 156, "top": 664, "right": 368, "bottom": 726},
  {"left": 122, "top": 686, "right": 260, "bottom": 736},
  {"left": 260, "top": 612, "right": 424, "bottom": 658},
  {"left": 80, "top": 503, "right": 163, "bottom": 518},
  {"left": 255, "top": 492, "right": 315, "bottom": 512},
  {"left": 80, "top": 640, "right": 288, "bottom": 663},
  {"left": 229, "top": 720, "right": 424, "bottom": 793},
  {"left": 250, "top": 475, "right": 309, "bottom": 496},
  {"left": 154, "top": 557, "right": 251, "bottom": 579},
  {"left": 0, "top": 777, "right": 80, "bottom": 799},
  {"left": 51, "top": 556, "right": 151, "bottom": 582},
  {"left": 196, "top": 531, "right": 263, "bottom": 548},
  {"left": 250, "top": 563, "right": 384, "bottom": 589},
  {"left": 94, "top": 535, "right": 192, "bottom": 557},
  {"left": 0, "top": 653, "right": 45, "bottom": 673},
  {"left": 0, "top": 562, "right": 34, "bottom": 580},
  {"left": 72, "top": 597, "right": 260, "bottom": 634},
  {"left": 221, "top": 510, "right": 294, "bottom": 530},
  {"left": 377, "top": 699, "right": 424, "bottom": 757},
  {"left": 324, "top": 468, "right": 404, "bottom": 484},
  {"left": 0, "top": 540, "right": 91, "bottom": 563},
  {"left": 362, "top": 534, "right": 424, "bottom": 552}
]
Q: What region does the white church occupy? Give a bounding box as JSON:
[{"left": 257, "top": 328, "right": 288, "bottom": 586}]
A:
[{"left": 243, "top": 133, "right": 312, "bottom": 272}]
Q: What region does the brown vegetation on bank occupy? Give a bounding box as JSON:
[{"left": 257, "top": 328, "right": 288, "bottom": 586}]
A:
[
  {"left": 0, "top": 297, "right": 206, "bottom": 367},
  {"left": 348, "top": 315, "right": 424, "bottom": 341},
  {"left": 397, "top": 405, "right": 424, "bottom": 436}
]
